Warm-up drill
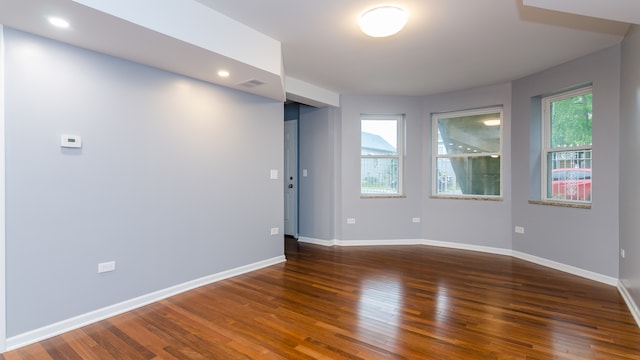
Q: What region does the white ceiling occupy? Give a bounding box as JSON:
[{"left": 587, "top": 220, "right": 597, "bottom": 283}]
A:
[
  {"left": 0, "top": 0, "right": 632, "bottom": 105},
  {"left": 197, "top": 0, "right": 629, "bottom": 97}
]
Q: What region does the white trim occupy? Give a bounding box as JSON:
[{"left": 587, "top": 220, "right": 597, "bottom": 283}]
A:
[
  {"left": 298, "top": 237, "right": 616, "bottom": 287},
  {"left": 300, "top": 237, "right": 510, "bottom": 256},
  {"left": 512, "top": 250, "right": 617, "bottom": 286},
  {"left": 0, "top": 24, "right": 6, "bottom": 353},
  {"left": 297, "top": 236, "right": 338, "bottom": 246},
  {"left": 421, "top": 238, "right": 512, "bottom": 256},
  {"left": 618, "top": 280, "right": 640, "bottom": 328},
  {"left": 337, "top": 239, "right": 424, "bottom": 246},
  {"left": 6, "top": 256, "right": 286, "bottom": 351},
  {"left": 298, "top": 237, "right": 423, "bottom": 247}
]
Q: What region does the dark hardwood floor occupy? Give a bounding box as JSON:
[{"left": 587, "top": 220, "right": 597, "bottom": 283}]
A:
[{"left": 3, "top": 242, "right": 640, "bottom": 359}]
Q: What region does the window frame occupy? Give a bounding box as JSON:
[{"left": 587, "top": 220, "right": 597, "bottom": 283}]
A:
[
  {"left": 431, "top": 106, "right": 504, "bottom": 199},
  {"left": 360, "top": 114, "right": 405, "bottom": 197},
  {"left": 541, "top": 86, "right": 592, "bottom": 204}
]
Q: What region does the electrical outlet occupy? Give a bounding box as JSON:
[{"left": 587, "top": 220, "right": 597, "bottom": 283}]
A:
[
  {"left": 412, "top": 217, "right": 421, "bottom": 223},
  {"left": 347, "top": 218, "right": 356, "bottom": 224},
  {"left": 271, "top": 227, "right": 279, "bottom": 235},
  {"left": 515, "top": 226, "right": 525, "bottom": 234},
  {"left": 98, "top": 261, "right": 115, "bottom": 273}
]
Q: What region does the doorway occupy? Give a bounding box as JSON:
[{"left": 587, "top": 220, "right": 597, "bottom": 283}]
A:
[{"left": 284, "top": 119, "right": 298, "bottom": 237}]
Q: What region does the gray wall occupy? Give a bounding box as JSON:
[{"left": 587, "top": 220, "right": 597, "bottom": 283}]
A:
[
  {"left": 298, "top": 105, "right": 339, "bottom": 240},
  {"left": 422, "top": 84, "right": 512, "bottom": 249},
  {"left": 511, "top": 45, "right": 621, "bottom": 277},
  {"left": 620, "top": 25, "right": 640, "bottom": 310},
  {"left": 339, "top": 95, "right": 424, "bottom": 241},
  {"left": 4, "top": 29, "right": 284, "bottom": 336},
  {"left": 306, "top": 86, "right": 512, "bottom": 248}
]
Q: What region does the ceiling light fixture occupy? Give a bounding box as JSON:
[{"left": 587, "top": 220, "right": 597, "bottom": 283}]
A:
[
  {"left": 48, "top": 17, "right": 70, "bottom": 29},
  {"left": 359, "top": 5, "right": 408, "bottom": 38},
  {"left": 483, "top": 119, "right": 501, "bottom": 126},
  {"left": 217, "top": 70, "right": 230, "bottom": 78}
]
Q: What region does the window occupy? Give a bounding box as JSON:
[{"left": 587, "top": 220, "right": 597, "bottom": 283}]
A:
[
  {"left": 361, "top": 115, "right": 403, "bottom": 196},
  {"left": 542, "top": 87, "right": 592, "bottom": 203},
  {"left": 432, "top": 107, "right": 502, "bottom": 198}
]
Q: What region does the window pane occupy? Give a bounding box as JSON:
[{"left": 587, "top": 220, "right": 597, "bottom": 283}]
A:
[
  {"left": 435, "top": 156, "right": 500, "bottom": 196},
  {"left": 361, "top": 158, "right": 398, "bottom": 194},
  {"left": 361, "top": 120, "right": 397, "bottom": 155},
  {"left": 550, "top": 92, "right": 592, "bottom": 148},
  {"left": 437, "top": 112, "right": 501, "bottom": 155},
  {"left": 546, "top": 149, "right": 592, "bottom": 202}
]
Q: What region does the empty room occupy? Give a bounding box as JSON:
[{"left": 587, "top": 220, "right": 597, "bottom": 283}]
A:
[{"left": 0, "top": 0, "right": 639, "bottom": 358}]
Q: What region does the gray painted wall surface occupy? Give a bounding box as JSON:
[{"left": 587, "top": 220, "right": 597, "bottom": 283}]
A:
[
  {"left": 339, "top": 95, "right": 423, "bottom": 241},
  {"left": 4, "top": 29, "right": 283, "bottom": 336},
  {"left": 422, "top": 84, "right": 512, "bottom": 249},
  {"left": 511, "top": 45, "right": 621, "bottom": 277},
  {"left": 619, "top": 25, "right": 640, "bottom": 309},
  {"left": 299, "top": 106, "right": 338, "bottom": 240}
]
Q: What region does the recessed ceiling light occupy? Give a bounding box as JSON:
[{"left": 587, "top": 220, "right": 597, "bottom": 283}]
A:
[
  {"left": 48, "top": 17, "right": 70, "bottom": 29},
  {"left": 359, "top": 5, "right": 408, "bottom": 38},
  {"left": 483, "top": 119, "right": 501, "bottom": 126},
  {"left": 217, "top": 70, "right": 230, "bottom": 78}
]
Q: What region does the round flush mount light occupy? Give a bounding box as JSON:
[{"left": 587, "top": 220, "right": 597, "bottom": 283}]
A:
[
  {"left": 217, "top": 70, "right": 230, "bottom": 78},
  {"left": 359, "top": 5, "right": 408, "bottom": 38}
]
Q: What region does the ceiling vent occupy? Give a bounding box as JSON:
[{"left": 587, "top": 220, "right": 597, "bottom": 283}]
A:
[{"left": 238, "top": 79, "right": 266, "bottom": 88}]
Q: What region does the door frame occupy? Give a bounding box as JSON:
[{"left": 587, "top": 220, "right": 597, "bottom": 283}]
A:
[
  {"left": 284, "top": 120, "right": 298, "bottom": 237},
  {"left": 1, "top": 25, "right": 8, "bottom": 352}
]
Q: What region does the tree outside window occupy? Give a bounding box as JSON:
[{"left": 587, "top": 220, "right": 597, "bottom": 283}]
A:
[
  {"left": 543, "top": 87, "right": 592, "bottom": 203},
  {"left": 432, "top": 107, "right": 503, "bottom": 198}
]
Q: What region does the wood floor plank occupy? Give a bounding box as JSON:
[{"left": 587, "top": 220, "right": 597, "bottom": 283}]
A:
[{"left": 3, "top": 243, "right": 640, "bottom": 359}]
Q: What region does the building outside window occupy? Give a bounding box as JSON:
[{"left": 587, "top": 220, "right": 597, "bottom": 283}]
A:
[
  {"left": 542, "top": 86, "right": 592, "bottom": 203},
  {"left": 432, "top": 107, "right": 503, "bottom": 198},
  {"left": 361, "top": 114, "right": 404, "bottom": 196}
]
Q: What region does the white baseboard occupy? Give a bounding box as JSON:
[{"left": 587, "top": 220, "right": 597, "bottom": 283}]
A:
[
  {"left": 297, "top": 236, "right": 337, "bottom": 246},
  {"left": 511, "top": 251, "right": 618, "bottom": 286},
  {"left": 6, "top": 255, "right": 286, "bottom": 351},
  {"left": 298, "top": 236, "right": 616, "bottom": 286},
  {"left": 618, "top": 280, "right": 640, "bottom": 328},
  {"left": 298, "top": 237, "right": 508, "bottom": 254},
  {"left": 421, "top": 238, "right": 513, "bottom": 256},
  {"left": 337, "top": 239, "right": 424, "bottom": 246}
]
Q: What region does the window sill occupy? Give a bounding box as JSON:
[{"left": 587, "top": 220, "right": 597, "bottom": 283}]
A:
[
  {"left": 430, "top": 195, "right": 503, "bottom": 201},
  {"left": 528, "top": 200, "right": 591, "bottom": 209},
  {"left": 361, "top": 195, "right": 407, "bottom": 199}
]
